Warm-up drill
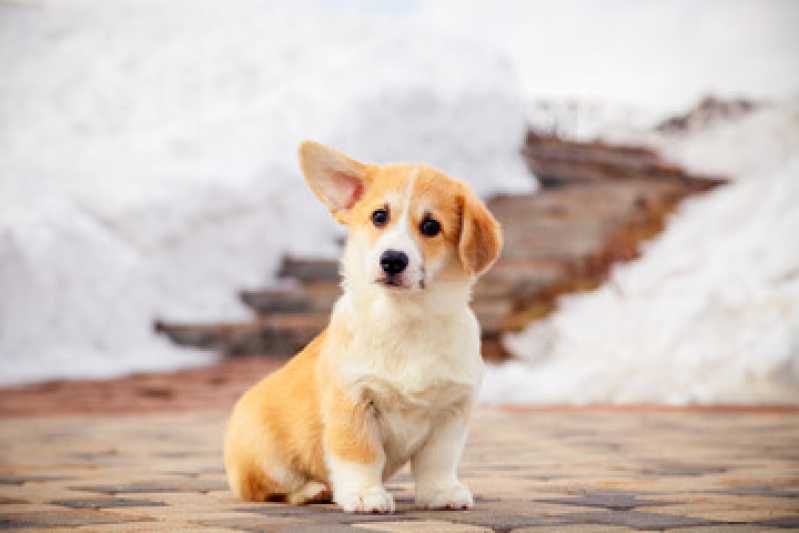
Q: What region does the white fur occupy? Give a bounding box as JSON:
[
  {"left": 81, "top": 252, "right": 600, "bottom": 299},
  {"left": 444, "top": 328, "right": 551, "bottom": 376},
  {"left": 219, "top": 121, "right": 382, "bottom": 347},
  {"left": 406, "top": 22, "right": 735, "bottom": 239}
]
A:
[
  {"left": 321, "top": 188, "right": 484, "bottom": 512},
  {"left": 288, "top": 481, "right": 329, "bottom": 505},
  {"left": 412, "top": 413, "right": 473, "bottom": 509},
  {"left": 327, "top": 454, "right": 395, "bottom": 513}
]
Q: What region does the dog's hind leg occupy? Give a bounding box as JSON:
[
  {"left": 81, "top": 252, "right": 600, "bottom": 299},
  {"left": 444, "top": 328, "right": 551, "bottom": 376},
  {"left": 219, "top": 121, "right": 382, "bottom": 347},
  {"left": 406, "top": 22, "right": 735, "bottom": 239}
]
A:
[
  {"left": 287, "top": 481, "right": 331, "bottom": 505},
  {"left": 227, "top": 461, "right": 280, "bottom": 502}
]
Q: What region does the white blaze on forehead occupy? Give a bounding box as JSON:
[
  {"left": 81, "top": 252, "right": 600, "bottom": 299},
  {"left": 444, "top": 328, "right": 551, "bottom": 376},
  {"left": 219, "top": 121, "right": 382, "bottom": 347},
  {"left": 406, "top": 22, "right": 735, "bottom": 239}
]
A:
[
  {"left": 381, "top": 168, "right": 418, "bottom": 246},
  {"left": 389, "top": 168, "right": 419, "bottom": 239},
  {"left": 371, "top": 168, "right": 424, "bottom": 285},
  {"left": 397, "top": 168, "right": 418, "bottom": 221}
]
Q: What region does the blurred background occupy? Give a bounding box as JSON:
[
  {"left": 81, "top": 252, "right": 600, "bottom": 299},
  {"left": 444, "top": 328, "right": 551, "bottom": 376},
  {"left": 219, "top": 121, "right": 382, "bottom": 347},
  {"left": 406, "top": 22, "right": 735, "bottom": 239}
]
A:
[{"left": 1, "top": 0, "right": 798, "bottom": 408}]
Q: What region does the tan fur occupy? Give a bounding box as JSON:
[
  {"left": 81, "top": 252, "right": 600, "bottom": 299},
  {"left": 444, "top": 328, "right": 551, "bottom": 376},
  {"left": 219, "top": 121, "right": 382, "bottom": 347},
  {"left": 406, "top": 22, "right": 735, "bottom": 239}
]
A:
[
  {"left": 458, "top": 189, "right": 503, "bottom": 276},
  {"left": 224, "top": 334, "right": 327, "bottom": 502},
  {"left": 224, "top": 141, "right": 503, "bottom": 512}
]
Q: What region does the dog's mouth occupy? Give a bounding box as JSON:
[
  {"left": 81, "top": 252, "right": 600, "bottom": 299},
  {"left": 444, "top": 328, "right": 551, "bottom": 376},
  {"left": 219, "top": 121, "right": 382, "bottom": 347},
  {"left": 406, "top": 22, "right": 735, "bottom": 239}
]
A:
[
  {"left": 376, "top": 277, "right": 408, "bottom": 290},
  {"left": 375, "top": 276, "right": 425, "bottom": 291}
]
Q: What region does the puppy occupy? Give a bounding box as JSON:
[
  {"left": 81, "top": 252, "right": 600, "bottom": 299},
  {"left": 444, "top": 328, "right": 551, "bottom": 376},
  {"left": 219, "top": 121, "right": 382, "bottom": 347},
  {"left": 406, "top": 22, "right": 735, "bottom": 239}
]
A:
[{"left": 224, "top": 141, "right": 502, "bottom": 513}]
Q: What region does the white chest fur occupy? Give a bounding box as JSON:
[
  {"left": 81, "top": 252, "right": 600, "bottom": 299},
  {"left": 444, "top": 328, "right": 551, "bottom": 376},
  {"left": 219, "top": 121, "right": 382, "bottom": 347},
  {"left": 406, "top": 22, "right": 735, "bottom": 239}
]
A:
[{"left": 326, "top": 288, "right": 484, "bottom": 470}]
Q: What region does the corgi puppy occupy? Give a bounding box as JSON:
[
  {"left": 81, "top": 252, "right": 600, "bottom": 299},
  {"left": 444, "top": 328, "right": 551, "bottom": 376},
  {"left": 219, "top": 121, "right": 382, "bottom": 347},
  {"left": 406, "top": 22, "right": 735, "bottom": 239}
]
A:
[{"left": 224, "top": 141, "right": 502, "bottom": 513}]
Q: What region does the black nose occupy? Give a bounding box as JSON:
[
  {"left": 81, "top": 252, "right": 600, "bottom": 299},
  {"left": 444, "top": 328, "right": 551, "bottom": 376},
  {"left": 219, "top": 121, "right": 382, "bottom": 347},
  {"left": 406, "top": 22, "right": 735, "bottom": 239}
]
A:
[{"left": 380, "top": 250, "right": 408, "bottom": 275}]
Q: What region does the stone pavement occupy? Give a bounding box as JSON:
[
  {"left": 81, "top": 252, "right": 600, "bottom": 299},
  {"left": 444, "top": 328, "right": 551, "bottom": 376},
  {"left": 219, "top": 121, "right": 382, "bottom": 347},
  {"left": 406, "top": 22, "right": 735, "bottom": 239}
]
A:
[{"left": 1, "top": 407, "right": 798, "bottom": 532}]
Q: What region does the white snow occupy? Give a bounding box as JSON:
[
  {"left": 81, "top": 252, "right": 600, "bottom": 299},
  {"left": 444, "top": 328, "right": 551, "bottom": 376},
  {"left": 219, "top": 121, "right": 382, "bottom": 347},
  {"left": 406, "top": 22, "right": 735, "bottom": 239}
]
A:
[
  {"left": 422, "top": 0, "right": 799, "bottom": 118},
  {"left": 482, "top": 101, "right": 799, "bottom": 405}
]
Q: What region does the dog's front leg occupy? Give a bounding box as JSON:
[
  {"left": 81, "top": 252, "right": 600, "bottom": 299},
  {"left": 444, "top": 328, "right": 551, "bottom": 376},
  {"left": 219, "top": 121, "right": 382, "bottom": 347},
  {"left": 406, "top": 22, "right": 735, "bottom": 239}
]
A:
[
  {"left": 324, "top": 397, "right": 394, "bottom": 513},
  {"left": 412, "top": 409, "right": 474, "bottom": 510}
]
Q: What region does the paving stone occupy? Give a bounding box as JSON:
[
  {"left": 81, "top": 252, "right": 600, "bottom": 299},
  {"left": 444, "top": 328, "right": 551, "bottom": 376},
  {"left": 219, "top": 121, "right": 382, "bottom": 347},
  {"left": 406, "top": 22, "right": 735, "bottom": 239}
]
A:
[
  {"left": 236, "top": 500, "right": 430, "bottom": 524},
  {"left": 70, "top": 479, "right": 227, "bottom": 495},
  {"left": 1, "top": 408, "right": 798, "bottom": 531},
  {"left": 404, "top": 509, "right": 581, "bottom": 530},
  {"left": 511, "top": 526, "right": 639, "bottom": 533},
  {"left": 68, "top": 450, "right": 120, "bottom": 462},
  {"left": 0, "top": 475, "right": 72, "bottom": 485},
  {"left": 0, "top": 503, "right": 72, "bottom": 514},
  {"left": 50, "top": 497, "right": 168, "bottom": 509},
  {"left": 637, "top": 502, "right": 799, "bottom": 522},
  {"left": 562, "top": 510, "right": 724, "bottom": 529},
  {"left": 272, "top": 525, "right": 378, "bottom": 533},
  {"left": 234, "top": 503, "right": 342, "bottom": 518},
  {"left": 192, "top": 514, "right": 310, "bottom": 531},
  {"left": 536, "top": 491, "right": 675, "bottom": 511},
  {"left": 0, "top": 509, "right": 152, "bottom": 528},
  {"left": 5, "top": 524, "right": 165, "bottom": 533},
  {"left": 641, "top": 463, "right": 729, "bottom": 477},
  {"left": 710, "top": 486, "right": 799, "bottom": 498},
  {"left": 472, "top": 500, "right": 598, "bottom": 517},
  {"left": 355, "top": 520, "right": 492, "bottom": 532},
  {"left": 141, "top": 491, "right": 223, "bottom": 507},
  {"left": 653, "top": 494, "right": 799, "bottom": 512},
  {"left": 756, "top": 515, "right": 799, "bottom": 528},
  {"left": 676, "top": 524, "right": 779, "bottom": 533}
]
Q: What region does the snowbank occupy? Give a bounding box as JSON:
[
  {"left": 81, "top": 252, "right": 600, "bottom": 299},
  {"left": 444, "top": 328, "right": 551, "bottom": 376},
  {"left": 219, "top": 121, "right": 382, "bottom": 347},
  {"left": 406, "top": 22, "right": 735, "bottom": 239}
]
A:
[
  {"left": 0, "top": 1, "right": 532, "bottom": 385},
  {"left": 482, "top": 101, "right": 799, "bottom": 404}
]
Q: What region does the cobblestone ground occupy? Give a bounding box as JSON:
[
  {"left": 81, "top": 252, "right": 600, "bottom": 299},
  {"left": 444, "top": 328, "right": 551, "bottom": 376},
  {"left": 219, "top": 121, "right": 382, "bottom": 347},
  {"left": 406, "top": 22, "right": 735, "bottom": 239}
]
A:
[{"left": 1, "top": 408, "right": 798, "bottom": 532}]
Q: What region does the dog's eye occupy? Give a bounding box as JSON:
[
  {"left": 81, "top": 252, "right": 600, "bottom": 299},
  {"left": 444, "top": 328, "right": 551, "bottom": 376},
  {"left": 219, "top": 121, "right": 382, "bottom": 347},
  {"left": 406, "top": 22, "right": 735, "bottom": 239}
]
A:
[
  {"left": 420, "top": 218, "right": 441, "bottom": 237},
  {"left": 371, "top": 208, "right": 389, "bottom": 227}
]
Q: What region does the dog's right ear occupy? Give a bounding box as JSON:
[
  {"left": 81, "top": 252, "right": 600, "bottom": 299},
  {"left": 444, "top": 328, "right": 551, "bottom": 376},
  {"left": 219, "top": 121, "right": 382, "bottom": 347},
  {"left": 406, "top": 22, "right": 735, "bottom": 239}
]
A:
[{"left": 299, "top": 141, "right": 372, "bottom": 222}]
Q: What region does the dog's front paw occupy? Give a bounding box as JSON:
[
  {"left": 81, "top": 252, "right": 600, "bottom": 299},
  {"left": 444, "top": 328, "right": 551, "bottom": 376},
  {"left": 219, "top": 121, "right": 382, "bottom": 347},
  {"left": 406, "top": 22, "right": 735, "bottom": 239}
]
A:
[
  {"left": 336, "top": 486, "right": 395, "bottom": 513},
  {"left": 416, "top": 483, "right": 474, "bottom": 510}
]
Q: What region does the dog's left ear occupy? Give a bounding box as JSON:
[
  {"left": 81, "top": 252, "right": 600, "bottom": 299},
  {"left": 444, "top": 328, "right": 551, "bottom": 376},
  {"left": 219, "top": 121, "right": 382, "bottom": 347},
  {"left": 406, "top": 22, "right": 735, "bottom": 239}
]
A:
[
  {"left": 299, "top": 141, "right": 372, "bottom": 222},
  {"left": 458, "top": 189, "right": 503, "bottom": 277}
]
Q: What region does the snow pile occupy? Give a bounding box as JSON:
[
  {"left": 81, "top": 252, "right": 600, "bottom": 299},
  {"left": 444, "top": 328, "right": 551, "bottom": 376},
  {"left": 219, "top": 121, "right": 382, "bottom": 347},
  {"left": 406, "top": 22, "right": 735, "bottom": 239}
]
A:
[
  {"left": 482, "top": 101, "right": 799, "bottom": 404},
  {"left": 0, "top": 1, "right": 532, "bottom": 385},
  {"left": 642, "top": 102, "right": 799, "bottom": 179}
]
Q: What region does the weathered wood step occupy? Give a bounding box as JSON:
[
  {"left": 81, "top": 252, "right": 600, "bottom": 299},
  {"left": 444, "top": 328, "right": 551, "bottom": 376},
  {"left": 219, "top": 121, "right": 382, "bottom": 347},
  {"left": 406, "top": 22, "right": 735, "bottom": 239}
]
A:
[
  {"left": 241, "top": 279, "right": 515, "bottom": 318},
  {"left": 240, "top": 282, "right": 342, "bottom": 315},
  {"left": 277, "top": 257, "right": 339, "bottom": 282},
  {"left": 154, "top": 314, "right": 329, "bottom": 356},
  {"left": 523, "top": 131, "right": 725, "bottom": 189},
  {"left": 155, "top": 302, "right": 509, "bottom": 359}
]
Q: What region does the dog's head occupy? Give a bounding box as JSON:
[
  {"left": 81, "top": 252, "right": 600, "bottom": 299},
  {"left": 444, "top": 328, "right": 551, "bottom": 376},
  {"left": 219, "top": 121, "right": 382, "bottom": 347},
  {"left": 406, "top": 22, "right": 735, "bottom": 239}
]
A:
[{"left": 299, "top": 141, "right": 502, "bottom": 293}]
